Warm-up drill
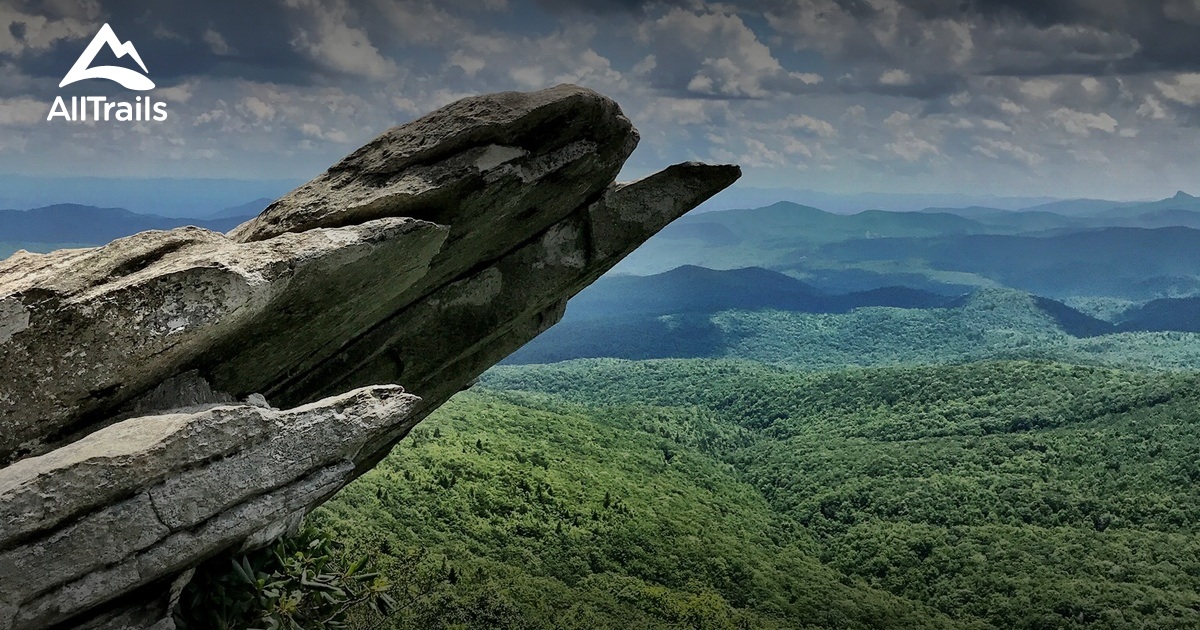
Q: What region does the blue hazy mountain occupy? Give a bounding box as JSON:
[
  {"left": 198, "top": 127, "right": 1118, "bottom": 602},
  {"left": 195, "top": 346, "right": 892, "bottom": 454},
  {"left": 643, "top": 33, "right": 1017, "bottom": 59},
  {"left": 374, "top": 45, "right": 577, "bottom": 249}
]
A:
[
  {"left": 821, "top": 227, "right": 1200, "bottom": 299},
  {"left": 0, "top": 175, "right": 299, "bottom": 218},
  {"left": 695, "top": 186, "right": 1061, "bottom": 214},
  {"left": 1096, "top": 190, "right": 1200, "bottom": 217},
  {"left": 1017, "top": 198, "right": 1136, "bottom": 216},
  {"left": 941, "top": 191, "right": 1200, "bottom": 220},
  {"left": 681, "top": 201, "right": 986, "bottom": 241},
  {"left": 566, "top": 265, "right": 960, "bottom": 321},
  {"left": 208, "top": 198, "right": 273, "bottom": 219},
  {"left": 0, "top": 203, "right": 255, "bottom": 246},
  {"left": 616, "top": 198, "right": 1200, "bottom": 301}
]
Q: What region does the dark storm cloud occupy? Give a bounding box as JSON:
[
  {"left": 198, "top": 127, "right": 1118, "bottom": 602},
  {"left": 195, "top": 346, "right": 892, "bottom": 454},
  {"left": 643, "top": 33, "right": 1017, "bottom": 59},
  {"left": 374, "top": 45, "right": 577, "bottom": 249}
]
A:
[
  {"left": 906, "top": 0, "right": 1085, "bottom": 25},
  {"left": 892, "top": 0, "right": 1200, "bottom": 75},
  {"left": 3, "top": 0, "right": 1200, "bottom": 198},
  {"left": 545, "top": 0, "right": 1200, "bottom": 78},
  {"left": 743, "top": 0, "right": 1200, "bottom": 104},
  {"left": 2, "top": 0, "right": 312, "bottom": 87},
  {"left": 9, "top": 0, "right": 1199, "bottom": 101},
  {"left": 533, "top": 0, "right": 696, "bottom": 15}
]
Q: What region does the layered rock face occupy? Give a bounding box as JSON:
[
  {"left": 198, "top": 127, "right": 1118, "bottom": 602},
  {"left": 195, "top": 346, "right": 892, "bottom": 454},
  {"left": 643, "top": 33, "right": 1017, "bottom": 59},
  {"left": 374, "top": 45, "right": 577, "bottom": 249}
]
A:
[{"left": 0, "top": 85, "right": 739, "bottom": 628}]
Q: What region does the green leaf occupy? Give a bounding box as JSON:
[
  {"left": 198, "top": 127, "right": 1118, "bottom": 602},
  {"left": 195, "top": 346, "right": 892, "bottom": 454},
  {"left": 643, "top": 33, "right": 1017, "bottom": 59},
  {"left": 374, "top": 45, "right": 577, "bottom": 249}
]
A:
[
  {"left": 344, "top": 556, "right": 366, "bottom": 577},
  {"left": 230, "top": 557, "right": 254, "bottom": 586}
]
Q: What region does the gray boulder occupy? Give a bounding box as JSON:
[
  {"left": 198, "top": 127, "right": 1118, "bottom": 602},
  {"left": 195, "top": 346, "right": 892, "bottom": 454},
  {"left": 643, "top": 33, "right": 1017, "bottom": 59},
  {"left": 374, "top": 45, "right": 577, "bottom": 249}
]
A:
[{"left": 0, "top": 84, "right": 738, "bottom": 628}]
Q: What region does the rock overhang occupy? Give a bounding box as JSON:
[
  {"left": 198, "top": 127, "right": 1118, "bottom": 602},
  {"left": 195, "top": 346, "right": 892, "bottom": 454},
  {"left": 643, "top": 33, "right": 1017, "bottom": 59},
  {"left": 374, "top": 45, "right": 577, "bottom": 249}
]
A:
[{"left": 0, "top": 84, "right": 739, "bottom": 629}]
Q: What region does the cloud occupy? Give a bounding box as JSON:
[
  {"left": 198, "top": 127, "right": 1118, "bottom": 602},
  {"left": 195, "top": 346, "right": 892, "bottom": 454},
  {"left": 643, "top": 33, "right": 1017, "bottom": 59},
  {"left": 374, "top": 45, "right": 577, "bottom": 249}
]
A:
[
  {"left": 155, "top": 81, "right": 196, "bottom": 103},
  {"left": 0, "top": 5, "right": 96, "bottom": 56},
  {"left": 369, "top": 0, "right": 473, "bottom": 45},
  {"left": 1136, "top": 95, "right": 1171, "bottom": 120},
  {"left": 202, "top": 29, "right": 235, "bottom": 56},
  {"left": 880, "top": 69, "right": 913, "bottom": 86},
  {"left": 448, "top": 50, "right": 485, "bottom": 77},
  {"left": 4, "top": 0, "right": 1200, "bottom": 199},
  {"left": 980, "top": 23, "right": 1141, "bottom": 74},
  {"left": 285, "top": 0, "right": 398, "bottom": 79},
  {"left": 884, "top": 111, "right": 911, "bottom": 126},
  {"left": 300, "top": 122, "right": 350, "bottom": 142},
  {"left": 1048, "top": 107, "right": 1118, "bottom": 136},
  {"left": 971, "top": 137, "right": 1044, "bottom": 167},
  {"left": 739, "top": 137, "right": 788, "bottom": 167},
  {"left": 238, "top": 96, "right": 276, "bottom": 121},
  {"left": 782, "top": 137, "right": 813, "bottom": 158},
  {"left": 887, "top": 134, "right": 940, "bottom": 162},
  {"left": 1019, "top": 78, "right": 1060, "bottom": 100},
  {"left": 445, "top": 25, "right": 626, "bottom": 96},
  {"left": 1156, "top": 73, "right": 1200, "bottom": 106},
  {"left": 0, "top": 97, "right": 47, "bottom": 124},
  {"left": 753, "top": 0, "right": 1200, "bottom": 103},
  {"left": 637, "top": 8, "right": 822, "bottom": 98},
  {"left": 1069, "top": 147, "right": 1110, "bottom": 164},
  {"left": 980, "top": 119, "right": 1012, "bottom": 132},
  {"left": 783, "top": 114, "right": 836, "bottom": 137},
  {"left": 1165, "top": 0, "right": 1200, "bottom": 25}
]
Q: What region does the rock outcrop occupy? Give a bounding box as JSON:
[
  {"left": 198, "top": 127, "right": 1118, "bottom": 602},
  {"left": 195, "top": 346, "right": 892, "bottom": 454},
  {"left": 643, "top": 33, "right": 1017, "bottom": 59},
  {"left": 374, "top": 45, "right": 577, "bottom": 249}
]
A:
[{"left": 0, "top": 85, "right": 739, "bottom": 628}]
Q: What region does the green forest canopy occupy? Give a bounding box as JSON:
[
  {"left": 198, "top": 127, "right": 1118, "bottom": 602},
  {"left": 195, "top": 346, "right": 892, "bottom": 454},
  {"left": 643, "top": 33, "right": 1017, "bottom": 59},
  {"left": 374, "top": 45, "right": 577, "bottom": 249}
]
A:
[{"left": 285, "top": 360, "right": 1200, "bottom": 629}]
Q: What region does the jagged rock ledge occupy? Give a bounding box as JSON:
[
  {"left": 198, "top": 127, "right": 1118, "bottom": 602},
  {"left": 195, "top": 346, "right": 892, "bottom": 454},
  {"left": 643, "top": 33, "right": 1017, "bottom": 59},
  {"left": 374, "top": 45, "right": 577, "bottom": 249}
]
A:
[{"left": 0, "top": 84, "right": 739, "bottom": 628}]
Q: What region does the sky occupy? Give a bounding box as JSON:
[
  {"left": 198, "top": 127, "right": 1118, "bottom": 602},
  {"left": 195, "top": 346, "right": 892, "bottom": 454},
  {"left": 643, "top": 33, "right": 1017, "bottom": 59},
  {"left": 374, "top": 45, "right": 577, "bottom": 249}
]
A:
[{"left": 2, "top": 0, "right": 1200, "bottom": 200}]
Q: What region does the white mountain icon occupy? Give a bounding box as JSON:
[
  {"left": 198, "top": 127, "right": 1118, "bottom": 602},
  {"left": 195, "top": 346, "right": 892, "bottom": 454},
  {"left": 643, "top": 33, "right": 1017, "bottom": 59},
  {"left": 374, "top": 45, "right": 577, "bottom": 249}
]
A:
[{"left": 60, "top": 23, "right": 154, "bottom": 91}]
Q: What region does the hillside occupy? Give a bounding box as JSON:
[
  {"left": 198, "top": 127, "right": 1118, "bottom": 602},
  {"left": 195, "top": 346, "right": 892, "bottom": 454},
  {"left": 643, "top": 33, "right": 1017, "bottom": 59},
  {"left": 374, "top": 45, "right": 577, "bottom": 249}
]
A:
[
  {"left": 1118, "top": 296, "right": 1200, "bottom": 332},
  {"left": 505, "top": 267, "right": 1200, "bottom": 369},
  {"left": 307, "top": 388, "right": 952, "bottom": 629},
  {"left": 484, "top": 360, "right": 1200, "bottom": 627}
]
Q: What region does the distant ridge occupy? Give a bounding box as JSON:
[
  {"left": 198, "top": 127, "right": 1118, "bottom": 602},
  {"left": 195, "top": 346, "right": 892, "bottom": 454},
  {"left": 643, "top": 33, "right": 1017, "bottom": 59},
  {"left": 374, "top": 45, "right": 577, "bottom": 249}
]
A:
[
  {"left": 568, "top": 265, "right": 1108, "bottom": 333},
  {"left": 1018, "top": 198, "right": 1134, "bottom": 216},
  {"left": 618, "top": 196, "right": 1200, "bottom": 280},
  {"left": 672, "top": 200, "right": 984, "bottom": 243},
  {"left": 1118, "top": 296, "right": 1200, "bottom": 332},
  {"left": 0, "top": 174, "right": 300, "bottom": 218},
  {"left": 503, "top": 265, "right": 1135, "bottom": 365},
  {"left": 0, "top": 203, "right": 256, "bottom": 245},
  {"left": 209, "top": 198, "right": 272, "bottom": 219}
]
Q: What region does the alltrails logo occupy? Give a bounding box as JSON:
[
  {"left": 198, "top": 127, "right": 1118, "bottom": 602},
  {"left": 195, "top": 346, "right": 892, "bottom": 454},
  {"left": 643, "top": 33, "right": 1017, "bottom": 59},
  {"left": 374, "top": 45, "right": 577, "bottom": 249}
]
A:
[{"left": 47, "top": 23, "right": 168, "bottom": 122}]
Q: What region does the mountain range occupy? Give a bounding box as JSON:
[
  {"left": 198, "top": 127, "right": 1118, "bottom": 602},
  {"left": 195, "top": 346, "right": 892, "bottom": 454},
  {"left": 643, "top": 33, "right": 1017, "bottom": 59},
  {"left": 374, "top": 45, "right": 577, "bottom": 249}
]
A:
[
  {"left": 505, "top": 264, "right": 1199, "bottom": 366},
  {"left": 0, "top": 175, "right": 299, "bottom": 218},
  {"left": 615, "top": 194, "right": 1200, "bottom": 301},
  {"left": 0, "top": 203, "right": 260, "bottom": 253},
  {"left": 5, "top": 192, "right": 1198, "bottom": 337},
  {"left": 566, "top": 265, "right": 961, "bottom": 320}
]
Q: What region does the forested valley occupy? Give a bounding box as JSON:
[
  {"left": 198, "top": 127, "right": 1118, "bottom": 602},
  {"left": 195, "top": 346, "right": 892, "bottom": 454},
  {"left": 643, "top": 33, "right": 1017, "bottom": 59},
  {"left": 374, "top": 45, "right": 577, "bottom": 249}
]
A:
[{"left": 178, "top": 197, "right": 1200, "bottom": 629}]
